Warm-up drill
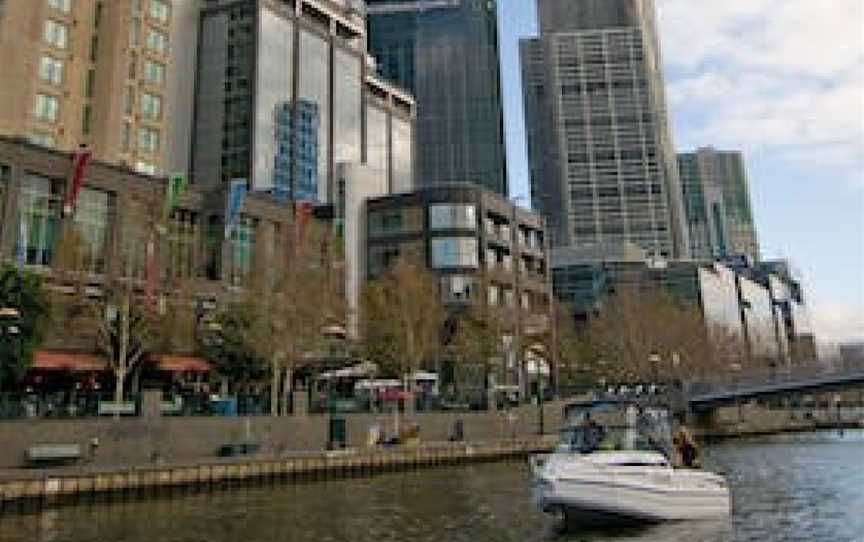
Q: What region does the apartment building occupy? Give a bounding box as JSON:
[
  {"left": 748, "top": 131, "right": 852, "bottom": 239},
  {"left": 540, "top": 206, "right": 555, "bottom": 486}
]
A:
[{"left": 0, "top": 0, "right": 177, "bottom": 176}]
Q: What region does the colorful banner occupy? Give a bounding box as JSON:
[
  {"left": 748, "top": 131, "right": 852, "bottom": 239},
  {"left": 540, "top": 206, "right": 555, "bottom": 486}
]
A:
[
  {"left": 224, "top": 179, "right": 248, "bottom": 240},
  {"left": 16, "top": 218, "right": 27, "bottom": 268},
  {"left": 162, "top": 173, "right": 188, "bottom": 223},
  {"left": 62, "top": 147, "right": 93, "bottom": 217}
]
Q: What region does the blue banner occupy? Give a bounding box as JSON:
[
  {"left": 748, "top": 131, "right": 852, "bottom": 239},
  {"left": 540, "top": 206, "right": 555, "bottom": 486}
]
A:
[{"left": 224, "top": 179, "right": 248, "bottom": 240}]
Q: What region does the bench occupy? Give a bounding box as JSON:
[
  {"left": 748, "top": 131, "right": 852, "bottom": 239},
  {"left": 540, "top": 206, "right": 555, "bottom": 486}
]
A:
[
  {"left": 26, "top": 444, "right": 82, "bottom": 468},
  {"left": 217, "top": 442, "right": 261, "bottom": 457},
  {"left": 97, "top": 401, "right": 136, "bottom": 416}
]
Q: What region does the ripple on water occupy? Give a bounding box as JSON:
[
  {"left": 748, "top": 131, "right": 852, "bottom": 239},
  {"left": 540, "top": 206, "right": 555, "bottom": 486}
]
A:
[{"left": 0, "top": 431, "right": 861, "bottom": 542}]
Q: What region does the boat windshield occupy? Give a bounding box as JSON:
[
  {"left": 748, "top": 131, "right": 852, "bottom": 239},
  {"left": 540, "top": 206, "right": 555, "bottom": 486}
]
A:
[{"left": 557, "top": 401, "right": 673, "bottom": 457}]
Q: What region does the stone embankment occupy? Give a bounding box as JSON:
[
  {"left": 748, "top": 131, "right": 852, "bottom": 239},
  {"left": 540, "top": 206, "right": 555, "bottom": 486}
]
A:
[{"left": 0, "top": 439, "right": 554, "bottom": 512}]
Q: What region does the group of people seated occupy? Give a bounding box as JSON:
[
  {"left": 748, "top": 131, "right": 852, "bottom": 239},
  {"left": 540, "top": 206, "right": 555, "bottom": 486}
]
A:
[{"left": 576, "top": 414, "right": 700, "bottom": 468}]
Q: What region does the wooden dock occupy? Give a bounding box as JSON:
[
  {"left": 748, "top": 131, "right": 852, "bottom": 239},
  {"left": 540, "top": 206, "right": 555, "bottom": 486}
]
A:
[{"left": 0, "top": 439, "right": 554, "bottom": 513}]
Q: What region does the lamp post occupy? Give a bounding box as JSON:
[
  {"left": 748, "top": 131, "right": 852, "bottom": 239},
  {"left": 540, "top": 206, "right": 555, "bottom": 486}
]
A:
[
  {"left": 0, "top": 307, "right": 22, "bottom": 391},
  {"left": 649, "top": 352, "right": 661, "bottom": 386}
]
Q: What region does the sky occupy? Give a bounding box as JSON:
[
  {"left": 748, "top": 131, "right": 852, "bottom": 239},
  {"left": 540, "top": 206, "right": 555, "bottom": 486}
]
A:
[{"left": 496, "top": 0, "right": 864, "bottom": 345}]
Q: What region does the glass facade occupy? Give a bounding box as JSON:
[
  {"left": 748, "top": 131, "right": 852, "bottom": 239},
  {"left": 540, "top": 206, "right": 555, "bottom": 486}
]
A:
[
  {"left": 254, "top": 9, "right": 293, "bottom": 194},
  {"left": 16, "top": 174, "right": 61, "bottom": 267},
  {"left": 367, "top": 0, "right": 507, "bottom": 194},
  {"left": 365, "top": 104, "right": 388, "bottom": 176},
  {"left": 333, "top": 48, "right": 362, "bottom": 167},
  {"left": 738, "top": 276, "right": 779, "bottom": 360},
  {"left": 698, "top": 266, "right": 743, "bottom": 338},
  {"left": 298, "top": 29, "right": 330, "bottom": 202},
  {"left": 228, "top": 217, "right": 256, "bottom": 286},
  {"left": 429, "top": 204, "right": 476, "bottom": 231},
  {"left": 391, "top": 117, "right": 412, "bottom": 193},
  {"left": 430, "top": 237, "right": 478, "bottom": 269},
  {"left": 167, "top": 209, "right": 199, "bottom": 280},
  {"left": 72, "top": 188, "right": 110, "bottom": 274}
]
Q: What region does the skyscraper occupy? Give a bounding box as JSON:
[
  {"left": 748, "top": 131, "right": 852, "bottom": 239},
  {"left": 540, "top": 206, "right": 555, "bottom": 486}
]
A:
[
  {"left": 366, "top": 0, "right": 508, "bottom": 195},
  {"left": 0, "top": 0, "right": 178, "bottom": 176},
  {"left": 194, "top": 0, "right": 415, "bottom": 203},
  {"left": 678, "top": 148, "right": 760, "bottom": 261},
  {"left": 521, "top": 0, "right": 688, "bottom": 258}
]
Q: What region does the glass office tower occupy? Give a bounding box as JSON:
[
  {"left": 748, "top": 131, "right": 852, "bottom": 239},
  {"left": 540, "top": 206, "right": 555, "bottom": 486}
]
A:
[
  {"left": 366, "top": 0, "right": 508, "bottom": 195},
  {"left": 521, "top": 0, "right": 689, "bottom": 258},
  {"left": 194, "top": 0, "right": 414, "bottom": 204},
  {"left": 678, "top": 148, "right": 760, "bottom": 262}
]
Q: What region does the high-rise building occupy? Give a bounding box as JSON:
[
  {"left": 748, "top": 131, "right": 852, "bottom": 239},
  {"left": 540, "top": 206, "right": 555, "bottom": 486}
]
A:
[
  {"left": 0, "top": 0, "right": 178, "bottom": 176},
  {"left": 521, "top": 0, "right": 688, "bottom": 258},
  {"left": 366, "top": 0, "right": 508, "bottom": 195},
  {"left": 193, "top": 0, "right": 415, "bottom": 204},
  {"left": 677, "top": 148, "right": 760, "bottom": 261}
]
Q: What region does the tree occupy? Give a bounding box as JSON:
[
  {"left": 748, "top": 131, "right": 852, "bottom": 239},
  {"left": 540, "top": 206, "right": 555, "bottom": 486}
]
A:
[
  {"left": 0, "top": 265, "right": 49, "bottom": 390},
  {"left": 199, "top": 302, "right": 267, "bottom": 392},
  {"left": 360, "top": 257, "right": 445, "bottom": 384},
  {"left": 579, "top": 288, "right": 729, "bottom": 384},
  {"left": 244, "top": 217, "right": 347, "bottom": 415},
  {"left": 447, "top": 278, "right": 507, "bottom": 402}
]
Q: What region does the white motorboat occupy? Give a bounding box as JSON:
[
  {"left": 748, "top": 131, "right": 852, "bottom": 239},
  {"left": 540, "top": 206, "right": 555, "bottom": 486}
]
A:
[{"left": 530, "top": 400, "right": 730, "bottom": 525}]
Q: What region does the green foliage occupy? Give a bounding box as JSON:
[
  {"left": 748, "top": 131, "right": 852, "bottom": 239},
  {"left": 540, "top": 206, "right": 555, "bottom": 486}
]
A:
[
  {"left": 199, "top": 302, "right": 267, "bottom": 386},
  {"left": 0, "top": 265, "right": 49, "bottom": 389}
]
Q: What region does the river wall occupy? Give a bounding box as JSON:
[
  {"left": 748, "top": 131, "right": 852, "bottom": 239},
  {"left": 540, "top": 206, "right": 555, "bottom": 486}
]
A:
[
  {"left": 693, "top": 402, "right": 864, "bottom": 439},
  {"left": 0, "top": 402, "right": 566, "bottom": 470}
]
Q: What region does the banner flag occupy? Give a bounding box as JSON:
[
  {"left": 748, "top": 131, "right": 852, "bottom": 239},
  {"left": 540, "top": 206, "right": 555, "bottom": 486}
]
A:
[
  {"left": 62, "top": 146, "right": 93, "bottom": 217},
  {"left": 16, "top": 219, "right": 27, "bottom": 268},
  {"left": 224, "top": 179, "right": 248, "bottom": 240},
  {"left": 162, "top": 173, "right": 188, "bottom": 223}
]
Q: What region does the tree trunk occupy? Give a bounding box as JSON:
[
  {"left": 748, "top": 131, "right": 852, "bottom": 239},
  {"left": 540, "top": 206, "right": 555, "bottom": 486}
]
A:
[
  {"left": 115, "top": 291, "right": 131, "bottom": 418},
  {"left": 270, "top": 358, "right": 281, "bottom": 416}
]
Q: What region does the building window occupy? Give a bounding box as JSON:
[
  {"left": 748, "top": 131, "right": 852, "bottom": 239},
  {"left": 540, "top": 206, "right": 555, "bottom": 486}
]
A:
[
  {"left": 17, "top": 174, "right": 61, "bottom": 267},
  {"left": 38, "top": 56, "right": 64, "bottom": 85},
  {"left": 431, "top": 237, "right": 479, "bottom": 269},
  {"left": 138, "top": 126, "right": 160, "bottom": 153},
  {"left": 43, "top": 19, "right": 68, "bottom": 49},
  {"left": 146, "top": 28, "right": 168, "bottom": 54},
  {"left": 34, "top": 94, "right": 59, "bottom": 123},
  {"left": 488, "top": 284, "right": 499, "bottom": 306},
  {"left": 441, "top": 275, "right": 475, "bottom": 303},
  {"left": 521, "top": 292, "right": 530, "bottom": 310},
  {"left": 135, "top": 161, "right": 156, "bottom": 176},
  {"left": 167, "top": 210, "right": 199, "bottom": 279},
  {"left": 122, "top": 122, "right": 132, "bottom": 151},
  {"left": 149, "top": 0, "right": 170, "bottom": 24},
  {"left": 503, "top": 289, "right": 515, "bottom": 308},
  {"left": 143, "top": 60, "right": 165, "bottom": 86},
  {"left": 72, "top": 188, "right": 109, "bottom": 274},
  {"left": 82, "top": 105, "right": 92, "bottom": 135},
  {"left": 47, "top": 0, "right": 72, "bottom": 14},
  {"left": 124, "top": 87, "right": 135, "bottom": 116},
  {"left": 228, "top": 217, "right": 255, "bottom": 286},
  {"left": 28, "top": 132, "right": 56, "bottom": 148},
  {"left": 140, "top": 92, "right": 162, "bottom": 120},
  {"left": 429, "top": 204, "right": 476, "bottom": 231}
]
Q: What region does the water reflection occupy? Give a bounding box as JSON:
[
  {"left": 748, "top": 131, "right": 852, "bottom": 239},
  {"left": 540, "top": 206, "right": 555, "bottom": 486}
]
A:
[{"left": 0, "top": 431, "right": 860, "bottom": 542}]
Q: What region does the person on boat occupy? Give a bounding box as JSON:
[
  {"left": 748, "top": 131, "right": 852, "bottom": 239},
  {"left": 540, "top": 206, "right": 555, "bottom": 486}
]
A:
[
  {"left": 579, "top": 415, "right": 605, "bottom": 453},
  {"left": 673, "top": 423, "right": 699, "bottom": 468}
]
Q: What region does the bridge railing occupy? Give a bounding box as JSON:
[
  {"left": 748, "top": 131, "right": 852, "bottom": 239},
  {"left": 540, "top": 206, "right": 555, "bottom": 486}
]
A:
[{"left": 687, "top": 359, "right": 864, "bottom": 400}]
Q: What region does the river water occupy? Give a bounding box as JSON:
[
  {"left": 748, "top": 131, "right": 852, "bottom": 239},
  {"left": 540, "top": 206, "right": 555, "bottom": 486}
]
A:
[{"left": 0, "top": 431, "right": 861, "bottom": 542}]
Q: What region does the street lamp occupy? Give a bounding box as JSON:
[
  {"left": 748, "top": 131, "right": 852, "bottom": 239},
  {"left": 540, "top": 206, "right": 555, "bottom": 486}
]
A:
[{"left": 649, "top": 352, "right": 661, "bottom": 386}]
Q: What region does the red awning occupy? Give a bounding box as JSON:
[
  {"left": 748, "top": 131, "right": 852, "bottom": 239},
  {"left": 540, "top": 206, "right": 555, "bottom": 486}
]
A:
[
  {"left": 152, "top": 355, "right": 211, "bottom": 373},
  {"left": 32, "top": 351, "right": 108, "bottom": 372}
]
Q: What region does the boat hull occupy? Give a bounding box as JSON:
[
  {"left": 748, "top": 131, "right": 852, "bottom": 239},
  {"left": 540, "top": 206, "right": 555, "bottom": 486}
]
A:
[{"left": 534, "top": 475, "right": 730, "bottom": 523}]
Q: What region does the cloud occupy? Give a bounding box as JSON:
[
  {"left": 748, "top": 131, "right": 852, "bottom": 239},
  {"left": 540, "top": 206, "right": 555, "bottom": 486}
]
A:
[
  {"left": 809, "top": 301, "right": 864, "bottom": 344},
  {"left": 657, "top": 0, "right": 864, "bottom": 187}
]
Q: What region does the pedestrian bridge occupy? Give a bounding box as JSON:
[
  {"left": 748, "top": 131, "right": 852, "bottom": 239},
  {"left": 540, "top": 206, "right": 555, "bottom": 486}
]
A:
[{"left": 688, "top": 361, "right": 864, "bottom": 411}]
